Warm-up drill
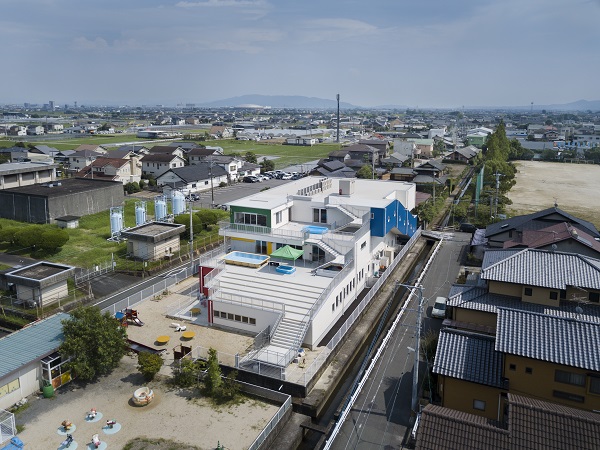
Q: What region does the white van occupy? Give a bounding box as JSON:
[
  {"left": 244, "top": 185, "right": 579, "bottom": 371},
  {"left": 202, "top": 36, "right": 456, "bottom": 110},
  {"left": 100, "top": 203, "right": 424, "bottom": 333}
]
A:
[{"left": 431, "top": 297, "right": 447, "bottom": 319}]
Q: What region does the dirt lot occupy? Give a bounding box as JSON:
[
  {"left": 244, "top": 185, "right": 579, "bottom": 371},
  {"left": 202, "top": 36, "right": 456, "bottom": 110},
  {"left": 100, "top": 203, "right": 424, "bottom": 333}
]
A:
[{"left": 510, "top": 161, "right": 600, "bottom": 228}]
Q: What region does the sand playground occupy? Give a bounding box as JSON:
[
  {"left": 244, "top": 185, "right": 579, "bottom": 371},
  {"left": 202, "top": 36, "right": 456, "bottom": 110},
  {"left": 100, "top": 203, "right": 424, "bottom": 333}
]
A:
[{"left": 15, "top": 277, "right": 281, "bottom": 450}]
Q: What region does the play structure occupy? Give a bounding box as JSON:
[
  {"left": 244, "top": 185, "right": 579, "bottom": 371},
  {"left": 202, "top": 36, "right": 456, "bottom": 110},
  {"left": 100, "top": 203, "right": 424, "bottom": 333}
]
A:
[
  {"left": 115, "top": 308, "right": 144, "bottom": 327},
  {"left": 60, "top": 434, "right": 73, "bottom": 448},
  {"left": 91, "top": 434, "right": 100, "bottom": 448},
  {"left": 61, "top": 420, "right": 73, "bottom": 431},
  {"left": 132, "top": 387, "right": 154, "bottom": 406}
]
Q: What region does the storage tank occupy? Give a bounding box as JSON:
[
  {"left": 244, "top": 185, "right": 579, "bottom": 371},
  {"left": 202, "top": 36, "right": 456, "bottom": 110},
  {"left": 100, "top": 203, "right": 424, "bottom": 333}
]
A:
[
  {"left": 135, "top": 202, "right": 147, "bottom": 226},
  {"left": 110, "top": 207, "right": 124, "bottom": 235},
  {"left": 154, "top": 196, "right": 167, "bottom": 221},
  {"left": 172, "top": 191, "right": 186, "bottom": 216}
]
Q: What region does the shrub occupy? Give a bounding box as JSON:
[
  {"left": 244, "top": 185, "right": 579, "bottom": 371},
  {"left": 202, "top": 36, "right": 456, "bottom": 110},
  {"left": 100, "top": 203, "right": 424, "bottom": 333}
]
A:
[
  {"left": 219, "top": 181, "right": 227, "bottom": 188},
  {"left": 39, "top": 229, "right": 69, "bottom": 251},
  {"left": 137, "top": 352, "right": 163, "bottom": 381}
]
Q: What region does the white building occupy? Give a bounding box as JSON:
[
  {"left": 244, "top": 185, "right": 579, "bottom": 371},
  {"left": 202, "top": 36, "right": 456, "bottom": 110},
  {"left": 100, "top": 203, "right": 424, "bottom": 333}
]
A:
[{"left": 203, "top": 177, "right": 418, "bottom": 371}]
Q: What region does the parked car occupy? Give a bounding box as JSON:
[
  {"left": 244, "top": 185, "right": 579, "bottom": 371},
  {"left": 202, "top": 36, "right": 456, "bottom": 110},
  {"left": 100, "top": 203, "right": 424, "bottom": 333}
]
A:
[
  {"left": 243, "top": 176, "right": 259, "bottom": 183},
  {"left": 431, "top": 296, "right": 447, "bottom": 319},
  {"left": 459, "top": 223, "right": 477, "bottom": 233},
  {"left": 281, "top": 172, "right": 293, "bottom": 180},
  {"left": 185, "top": 193, "right": 200, "bottom": 201}
]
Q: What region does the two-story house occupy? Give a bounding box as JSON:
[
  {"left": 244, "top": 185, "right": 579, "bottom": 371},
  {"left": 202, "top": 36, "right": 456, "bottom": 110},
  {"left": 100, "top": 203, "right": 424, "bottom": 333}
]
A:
[
  {"left": 66, "top": 150, "right": 106, "bottom": 172},
  {"left": 434, "top": 248, "right": 600, "bottom": 421},
  {"left": 76, "top": 157, "right": 141, "bottom": 184},
  {"left": 141, "top": 153, "right": 186, "bottom": 178}
]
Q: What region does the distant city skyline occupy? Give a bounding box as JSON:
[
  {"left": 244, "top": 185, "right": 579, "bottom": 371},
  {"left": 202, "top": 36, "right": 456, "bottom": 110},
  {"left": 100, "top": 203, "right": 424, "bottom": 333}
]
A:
[{"left": 1, "top": 0, "right": 599, "bottom": 109}]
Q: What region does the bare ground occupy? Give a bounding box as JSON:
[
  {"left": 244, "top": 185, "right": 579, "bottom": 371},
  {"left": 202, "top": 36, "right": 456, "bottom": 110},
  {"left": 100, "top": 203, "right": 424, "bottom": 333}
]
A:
[{"left": 509, "top": 161, "right": 600, "bottom": 228}]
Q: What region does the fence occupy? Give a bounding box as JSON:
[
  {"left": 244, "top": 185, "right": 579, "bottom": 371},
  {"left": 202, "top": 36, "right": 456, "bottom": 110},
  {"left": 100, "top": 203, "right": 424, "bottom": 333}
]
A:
[
  {"left": 247, "top": 387, "right": 292, "bottom": 450},
  {"left": 74, "top": 260, "right": 114, "bottom": 285},
  {"left": 302, "top": 228, "right": 422, "bottom": 384},
  {"left": 0, "top": 408, "right": 16, "bottom": 445}
]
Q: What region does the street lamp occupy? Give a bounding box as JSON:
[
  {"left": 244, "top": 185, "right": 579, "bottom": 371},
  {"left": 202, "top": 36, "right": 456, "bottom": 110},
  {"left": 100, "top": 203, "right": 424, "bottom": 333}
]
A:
[{"left": 397, "top": 282, "right": 424, "bottom": 414}]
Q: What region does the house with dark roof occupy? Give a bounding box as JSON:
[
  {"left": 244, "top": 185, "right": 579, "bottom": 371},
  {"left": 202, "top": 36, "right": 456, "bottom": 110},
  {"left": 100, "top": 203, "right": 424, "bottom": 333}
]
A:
[
  {"left": 146, "top": 145, "right": 185, "bottom": 159},
  {"left": 141, "top": 153, "right": 186, "bottom": 178},
  {"left": 66, "top": 150, "right": 106, "bottom": 172},
  {"left": 416, "top": 393, "right": 600, "bottom": 450},
  {"left": 76, "top": 157, "right": 141, "bottom": 184},
  {"left": 328, "top": 149, "right": 350, "bottom": 162},
  {"left": 188, "top": 147, "right": 224, "bottom": 165},
  {"left": 72, "top": 144, "right": 107, "bottom": 155},
  {"left": 485, "top": 206, "right": 600, "bottom": 248},
  {"left": 157, "top": 163, "right": 228, "bottom": 194},
  {"left": 381, "top": 152, "right": 410, "bottom": 168},
  {"left": 445, "top": 145, "right": 481, "bottom": 163},
  {"left": 115, "top": 144, "right": 149, "bottom": 156},
  {"left": 346, "top": 143, "right": 386, "bottom": 165},
  {"left": 435, "top": 248, "right": 600, "bottom": 420},
  {"left": 358, "top": 139, "right": 389, "bottom": 154}
]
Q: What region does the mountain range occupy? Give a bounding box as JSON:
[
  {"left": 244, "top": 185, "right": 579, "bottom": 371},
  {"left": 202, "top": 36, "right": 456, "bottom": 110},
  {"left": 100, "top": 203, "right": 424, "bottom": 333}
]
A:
[{"left": 199, "top": 95, "right": 600, "bottom": 112}]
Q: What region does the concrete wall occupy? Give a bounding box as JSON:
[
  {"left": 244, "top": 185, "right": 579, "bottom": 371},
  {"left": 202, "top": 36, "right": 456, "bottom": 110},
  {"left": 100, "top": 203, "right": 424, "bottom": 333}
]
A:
[
  {"left": 453, "top": 308, "right": 497, "bottom": 330},
  {"left": 48, "top": 184, "right": 124, "bottom": 221},
  {"left": 15, "top": 280, "right": 70, "bottom": 307},
  {"left": 212, "top": 302, "right": 280, "bottom": 334},
  {"left": 128, "top": 235, "right": 181, "bottom": 261}
]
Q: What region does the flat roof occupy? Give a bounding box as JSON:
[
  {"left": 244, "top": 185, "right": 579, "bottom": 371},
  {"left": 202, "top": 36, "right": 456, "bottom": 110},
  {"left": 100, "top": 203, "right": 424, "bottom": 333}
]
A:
[
  {"left": 0, "top": 162, "right": 57, "bottom": 175},
  {"left": 0, "top": 178, "right": 122, "bottom": 197},
  {"left": 121, "top": 221, "right": 185, "bottom": 243},
  {"left": 227, "top": 176, "right": 415, "bottom": 210},
  {"left": 0, "top": 313, "right": 68, "bottom": 380},
  {"left": 6, "top": 261, "right": 74, "bottom": 288}
]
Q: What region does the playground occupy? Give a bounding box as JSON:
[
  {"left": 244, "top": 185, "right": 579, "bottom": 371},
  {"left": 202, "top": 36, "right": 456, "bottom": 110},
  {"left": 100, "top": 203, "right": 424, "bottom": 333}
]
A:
[{"left": 13, "top": 277, "right": 278, "bottom": 449}]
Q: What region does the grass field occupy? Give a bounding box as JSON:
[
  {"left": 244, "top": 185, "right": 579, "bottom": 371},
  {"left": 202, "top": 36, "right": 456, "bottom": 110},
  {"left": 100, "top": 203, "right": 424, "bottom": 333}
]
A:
[
  {"left": 509, "top": 160, "right": 600, "bottom": 229},
  {"left": 0, "top": 134, "right": 146, "bottom": 151}
]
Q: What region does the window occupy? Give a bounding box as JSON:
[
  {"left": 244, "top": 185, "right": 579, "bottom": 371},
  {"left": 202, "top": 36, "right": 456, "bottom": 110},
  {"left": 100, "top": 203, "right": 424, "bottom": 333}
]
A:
[
  {"left": 0, "top": 378, "right": 20, "bottom": 398},
  {"left": 555, "top": 370, "right": 586, "bottom": 386},
  {"left": 234, "top": 212, "right": 267, "bottom": 226},
  {"left": 332, "top": 303, "right": 335, "bottom": 312},
  {"left": 590, "top": 377, "right": 600, "bottom": 394},
  {"left": 275, "top": 211, "right": 283, "bottom": 224},
  {"left": 589, "top": 292, "right": 600, "bottom": 303},
  {"left": 249, "top": 318, "right": 256, "bottom": 325},
  {"left": 524, "top": 287, "right": 533, "bottom": 296},
  {"left": 525, "top": 367, "right": 533, "bottom": 374},
  {"left": 509, "top": 364, "right": 516, "bottom": 371},
  {"left": 313, "top": 208, "right": 327, "bottom": 224},
  {"left": 473, "top": 400, "right": 486, "bottom": 411},
  {"left": 553, "top": 390, "right": 584, "bottom": 403},
  {"left": 549, "top": 291, "right": 558, "bottom": 300},
  {"left": 371, "top": 213, "right": 374, "bottom": 219},
  {"left": 361, "top": 241, "right": 366, "bottom": 250}
]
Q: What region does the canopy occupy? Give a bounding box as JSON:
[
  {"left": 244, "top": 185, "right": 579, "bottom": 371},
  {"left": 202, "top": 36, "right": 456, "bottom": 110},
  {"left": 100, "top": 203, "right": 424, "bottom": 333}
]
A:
[{"left": 270, "top": 245, "right": 303, "bottom": 260}]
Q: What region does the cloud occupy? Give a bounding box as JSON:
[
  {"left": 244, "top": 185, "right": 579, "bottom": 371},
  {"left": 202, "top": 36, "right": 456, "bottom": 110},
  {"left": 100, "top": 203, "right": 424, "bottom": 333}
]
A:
[
  {"left": 176, "top": 0, "right": 266, "bottom": 7},
  {"left": 71, "top": 36, "right": 110, "bottom": 51},
  {"left": 298, "top": 18, "right": 379, "bottom": 43}
]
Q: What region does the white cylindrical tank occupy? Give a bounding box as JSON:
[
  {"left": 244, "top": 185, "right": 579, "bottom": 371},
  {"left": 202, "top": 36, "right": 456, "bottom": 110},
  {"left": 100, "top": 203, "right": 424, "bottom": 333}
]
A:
[
  {"left": 155, "top": 199, "right": 167, "bottom": 221},
  {"left": 110, "top": 209, "right": 123, "bottom": 235},
  {"left": 135, "top": 204, "right": 146, "bottom": 226},
  {"left": 172, "top": 191, "right": 185, "bottom": 216}
]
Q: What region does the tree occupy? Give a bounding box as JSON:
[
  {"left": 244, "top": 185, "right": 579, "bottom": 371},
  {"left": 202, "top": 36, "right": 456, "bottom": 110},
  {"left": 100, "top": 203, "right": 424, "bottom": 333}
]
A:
[
  {"left": 124, "top": 182, "right": 141, "bottom": 194},
  {"left": 138, "top": 179, "right": 146, "bottom": 190},
  {"left": 0, "top": 227, "right": 20, "bottom": 245},
  {"left": 174, "top": 213, "right": 203, "bottom": 239},
  {"left": 244, "top": 151, "right": 257, "bottom": 164},
  {"left": 39, "top": 229, "right": 69, "bottom": 251},
  {"left": 195, "top": 209, "right": 224, "bottom": 229},
  {"left": 356, "top": 164, "right": 374, "bottom": 179},
  {"left": 260, "top": 157, "right": 275, "bottom": 172},
  {"left": 204, "top": 348, "right": 222, "bottom": 395},
  {"left": 15, "top": 226, "right": 44, "bottom": 249},
  {"left": 137, "top": 351, "right": 163, "bottom": 381},
  {"left": 59, "top": 307, "right": 127, "bottom": 381}
]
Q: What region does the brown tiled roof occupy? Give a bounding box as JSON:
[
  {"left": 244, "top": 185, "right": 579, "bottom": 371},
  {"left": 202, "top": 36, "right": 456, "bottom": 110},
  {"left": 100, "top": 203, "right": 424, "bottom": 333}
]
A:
[
  {"left": 148, "top": 145, "right": 182, "bottom": 154},
  {"left": 503, "top": 222, "right": 600, "bottom": 253},
  {"left": 508, "top": 393, "right": 600, "bottom": 449},
  {"left": 416, "top": 404, "right": 509, "bottom": 450}
]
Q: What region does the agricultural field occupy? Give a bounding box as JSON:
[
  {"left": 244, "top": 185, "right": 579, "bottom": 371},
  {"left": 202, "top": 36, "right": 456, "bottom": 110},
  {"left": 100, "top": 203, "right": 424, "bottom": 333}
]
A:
[
  {"left": 509, "top": 160, "right": 600, "bottom": 228},
  {"left": 0, "top": 134, "right": 145, "bottom": 151}
]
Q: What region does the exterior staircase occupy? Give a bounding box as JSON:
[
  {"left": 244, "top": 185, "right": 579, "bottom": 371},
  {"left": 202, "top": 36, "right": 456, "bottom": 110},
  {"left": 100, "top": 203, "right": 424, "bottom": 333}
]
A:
[{"left": 270, "top": 317, "right": 304, "bottom": 349}]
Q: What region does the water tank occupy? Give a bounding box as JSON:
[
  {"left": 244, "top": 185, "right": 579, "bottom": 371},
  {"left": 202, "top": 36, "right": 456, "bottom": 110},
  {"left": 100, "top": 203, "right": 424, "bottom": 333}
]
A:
[
  {"left": 135, "top": 203, "right": 146, "bottom": 226},
  {"left": 172, "top": 191, "right": 186, "bottom": 216},
  {"left": 155, "top": 199, "right": 167, "bottom": 221},
  {"left": 110, "top": 208, "right": 123, "bottom": 235}
]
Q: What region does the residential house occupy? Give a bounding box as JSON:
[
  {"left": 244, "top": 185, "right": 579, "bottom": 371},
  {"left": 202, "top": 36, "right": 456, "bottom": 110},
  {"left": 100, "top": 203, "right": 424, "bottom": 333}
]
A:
[
  {"left": 328, "top": 149, "right": 351, "bottom": 163},
  {"left": 8, "top": 126, "right": 26, "bottom": 136},
  {"left": 26, "top": 125, "right": 44, "bottom": 136},
  {"left": 393, "top": 140, "right": 418, "bottom": 159},
  {"left": 485, "top": 207, "right": 600, "bottom": 248},
  {"left": 66, "top": 150, "right": 106, "bottom": 172},
  {"left": 407, "top": 138, "right": 434, "bottom": 158},
  {"left": 191, "top": 155, "right": 253, "bottom": 182},
  {"left": 209, "top": 125, "right": 233, "bottom": 138},
  {"left": 72, "top": 144, "right": 107, "bottom": 155},
  {"left": 415, "top": 393, "right": 600, "bottom": 450},
  {"left": 157, "top": 164, "right": 229, "bottom": 195},
  {"left": 168, "top": 142, "right": 201, "bottom": 152},
  {"left": 314, "top": 160, "right": 356, "bottom": 178},
  {"left": 358, "top": 139, "right": 390, "bottom": 156},
  {"left": 187, "top": 147, "right": 224, "bottom": 165},
  {"left": 435, "top": 248, "right": 600, "bottom": 421},
  {"left": 346, "top": 144, "right": 385, "bottom": 165},
  {"left": 141, "top": 153, "right": 186, "bottom": 178},
  {"left": 115, "top": 144, "right": 149, "bottom": 157},
  {"left": 286, "top": 136, "right": 317, "bottom": 146},
  {"left": 76, "top": 157, "right": 141, "bottom": 184},
  {"left": 147, "top": 145, "right": 185, "bottom": 159},
  {"left": 446, "top": 145, "right": 481, "bottom": 164}
]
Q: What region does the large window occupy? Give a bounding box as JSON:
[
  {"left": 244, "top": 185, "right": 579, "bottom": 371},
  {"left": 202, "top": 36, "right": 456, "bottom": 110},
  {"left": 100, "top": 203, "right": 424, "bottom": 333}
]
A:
[
  {"left": 313, "top": 208, "right": 327, "bottom": 224},
  {"left": 0, "top": 378, "right": 20, "bottom": 398},
  {"left": 590, "top": 377, "right": 600, "bottom": 394},
  {"left": 473, "top": 399, "right": 486, "bottom": 411},
  {"left": 555, "top": 369, "right": 586, "bottom": 387},
  {"left": 234, "top": 212, "right": 267, "bottom": 227},
  {"left": 275, "top": 211, "right": 283, "bottom": 224}
]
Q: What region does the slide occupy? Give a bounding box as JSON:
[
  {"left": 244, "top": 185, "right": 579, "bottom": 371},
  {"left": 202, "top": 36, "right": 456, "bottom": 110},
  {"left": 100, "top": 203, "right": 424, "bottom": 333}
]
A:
[{"left": 132, "top": 317, "right": 144, "bottom": 326}]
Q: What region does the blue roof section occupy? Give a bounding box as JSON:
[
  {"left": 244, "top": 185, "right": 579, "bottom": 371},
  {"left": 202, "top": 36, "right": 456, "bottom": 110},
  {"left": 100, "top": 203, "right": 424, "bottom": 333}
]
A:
[
  {"left": 495, "top": 308, "right": 600, "bottom": 371},
  {"left": 481, "top": 248, "right": 600, "bottom": 290},
  {"left": 433, "top": 328, "right": 505, "bottom": 388},
  {"left": 0, "top": 313, "right": 67, "bottom": 380}
]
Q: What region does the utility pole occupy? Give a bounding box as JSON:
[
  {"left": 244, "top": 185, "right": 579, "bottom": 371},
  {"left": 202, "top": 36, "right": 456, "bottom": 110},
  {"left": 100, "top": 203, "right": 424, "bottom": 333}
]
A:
[
  {"left": 336, "top": 94, "right": 340, "bottom": 144},
  {"left": 189, "top": 198, "right": 194, "bottom": 273},
  {"left": 209, "top": 158, "right": 215, "bottom": 208}
]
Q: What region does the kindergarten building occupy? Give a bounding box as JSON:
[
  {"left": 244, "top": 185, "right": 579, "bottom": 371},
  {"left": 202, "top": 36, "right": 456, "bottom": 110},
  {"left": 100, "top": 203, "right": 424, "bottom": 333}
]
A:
[{"left": 203, "top": 177, "right": 418, "bottom": 371}]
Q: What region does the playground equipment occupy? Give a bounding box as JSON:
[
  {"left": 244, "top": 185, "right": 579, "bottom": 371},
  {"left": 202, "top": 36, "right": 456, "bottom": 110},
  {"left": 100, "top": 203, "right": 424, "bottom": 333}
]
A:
[
  {"left": 132, "top": 386, "right": 155, "bottom": 406},
  {"left": 91, "top": 434, "right": 100, "bottom": 448},
  {"left": 61, "top": 420, "right": 72, "bottom": 431},
  {"left": 60, "top": 434, "right": 73, "bottom": 448},
  {"left": 115, "top": 309, "right": 144, "bottom": 327},
  {"left": 87, "top": 408, "right": 97, "bottom": 420},
  {"left": 106, "top": 419, "right": 116, "bottom": 429}
]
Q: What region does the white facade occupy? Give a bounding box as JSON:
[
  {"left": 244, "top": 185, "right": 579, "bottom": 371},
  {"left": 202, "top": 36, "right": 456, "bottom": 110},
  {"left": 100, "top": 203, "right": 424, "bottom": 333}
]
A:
[{"left": 209, "top": 177, "right": 418, "bottom": 368}]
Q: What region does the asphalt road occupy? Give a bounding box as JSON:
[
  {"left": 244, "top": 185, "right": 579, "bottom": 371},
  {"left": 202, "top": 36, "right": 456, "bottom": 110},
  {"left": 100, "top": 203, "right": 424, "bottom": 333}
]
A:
[
  {"left": 186, "top": 178, "right": 293, "bottom": 209},
  {"left": 329, "top": 231, "right": 471, "bottom": 449}
]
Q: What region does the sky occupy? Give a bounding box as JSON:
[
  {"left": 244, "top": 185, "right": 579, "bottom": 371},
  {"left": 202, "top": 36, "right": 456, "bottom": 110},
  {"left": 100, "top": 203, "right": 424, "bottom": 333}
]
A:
[{"left": 1, "top": 0, "right": 599, "bottom": 108}]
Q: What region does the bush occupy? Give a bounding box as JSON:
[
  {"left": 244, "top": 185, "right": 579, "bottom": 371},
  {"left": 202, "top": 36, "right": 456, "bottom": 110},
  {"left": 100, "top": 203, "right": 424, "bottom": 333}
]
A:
[
  {"left": 39, "top": 229, "right": 69, "bottom": 251},
  {"left": 124, "top": 182, "right": 141, "bottom": 194},
  {"left": 219, "top": 181, "right": 227, "bottom": 188},
  {"left": 0, "top": 226, "right": 20, "bottom": 244},
  {"left": 137, "top": 352, "right": 163, "bottom": 381},
  {"left": 138, "top": 179, "right": 146, "bottom": 190},
  {"left": 173, "top": 358, "right": 205, "bottom": 387},
  {"left": 15, "top": 226, "right": 44, "bottom": 249}
]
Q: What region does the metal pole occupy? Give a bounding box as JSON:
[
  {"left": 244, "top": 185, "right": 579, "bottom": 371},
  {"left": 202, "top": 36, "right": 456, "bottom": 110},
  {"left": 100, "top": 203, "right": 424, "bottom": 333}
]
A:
[
  {"left": 189, "top": 199, "right": 194, "bottom": 273},
  {"left": 412, "top": 284, "right": 423, "bottom": 414}
]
